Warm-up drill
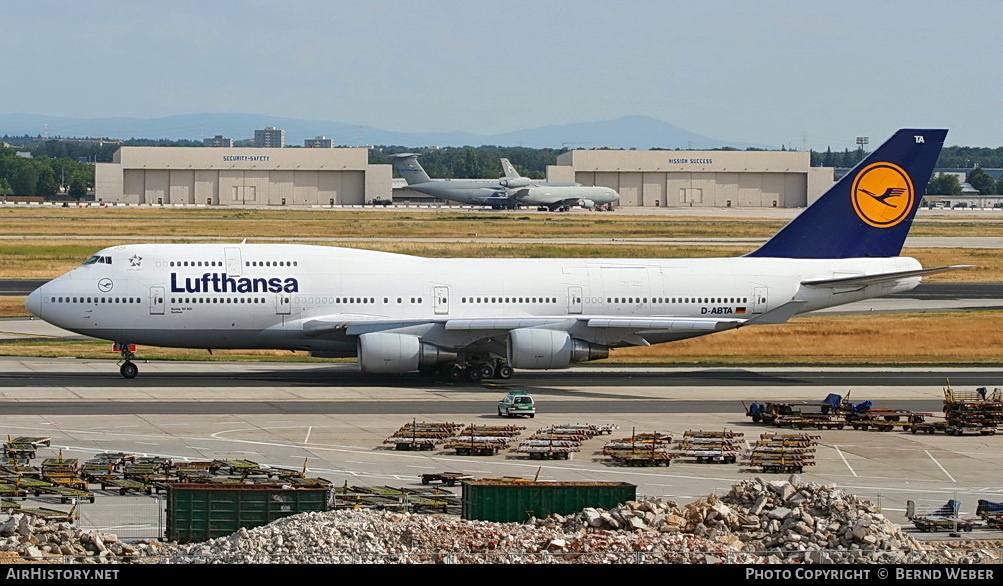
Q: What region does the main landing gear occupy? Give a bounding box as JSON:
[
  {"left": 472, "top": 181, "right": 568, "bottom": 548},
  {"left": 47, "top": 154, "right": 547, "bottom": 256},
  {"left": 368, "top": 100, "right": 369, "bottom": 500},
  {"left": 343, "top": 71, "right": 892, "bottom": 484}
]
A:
[
  {"left": 115, "top": 343, "right": 139, "bottom": 379},
  {"left": 424, "top": 359, "right": 514, "bottom": 383}
]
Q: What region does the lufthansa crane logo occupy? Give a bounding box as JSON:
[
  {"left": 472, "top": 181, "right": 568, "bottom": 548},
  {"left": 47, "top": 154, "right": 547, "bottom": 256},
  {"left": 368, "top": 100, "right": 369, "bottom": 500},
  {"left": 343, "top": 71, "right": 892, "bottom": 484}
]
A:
[
  {"left": 851, "top": 162, "right": 915, "bottom": 228},
  {"left": 97, "top": 278, "right": 114, "bottom": 293}
]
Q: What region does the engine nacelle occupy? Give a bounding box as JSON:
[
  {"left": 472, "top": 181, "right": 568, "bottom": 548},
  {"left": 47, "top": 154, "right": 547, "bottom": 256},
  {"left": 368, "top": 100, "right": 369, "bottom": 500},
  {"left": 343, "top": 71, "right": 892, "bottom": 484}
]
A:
[
  {"left": 506, "top": 328, "right": 609, "bottom": 370},
  {"left": 578, "top": 199, "right": 596, "bottom": 208},
  {"left": 499, "top": 177, "right": 532, "bottom": 188},
  {"left": 357, "top": 332, "right": 455, "bottom": 373}
]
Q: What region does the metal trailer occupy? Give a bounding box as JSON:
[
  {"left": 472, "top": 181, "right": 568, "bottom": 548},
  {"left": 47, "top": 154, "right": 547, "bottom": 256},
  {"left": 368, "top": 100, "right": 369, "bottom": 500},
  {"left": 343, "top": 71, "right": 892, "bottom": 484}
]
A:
[
  {"left": 28, "top": 482, "right": 96, "bottom": 504},
  {"left": 14, "top": 505, "right": 78, "bottom": 524},
  {"left": 95, "top": 476, "right": 157, "bottom": 495},
  {"left": 385, "top": 421, "right": 464, "bottom": 451},
  {"left": 908, "top": 415, "right": 998, "bottom": 436},
  {"left": 605, "top": 448, "right": 674, "bottom": 467},
  {"left": 673, "top": 430, "right": 744, "bottom": 463},
  {"left": 459, "top": 424, "right": 525, "bottom": 437},
  {"left": 911, "top": 517, "right": 978, "bottom": 532},
  {"left": 516, "top": 440, "right": 580, "bottom": 460},
  {"left": 330, "top": 484, "right": 460, "bottom": 514},
  {"left": 846, "top": 409, "right": 929, "bottom": 431},
  {"left": 3, "top": 436, "right": 52, "bottom": 459},
  {"left": 744, "top": 432, "right": 819, "bottom": 474},
  {"left": 0, "top": 482, "right": 28, "bottom": 499},
  {"left": 539, "top": 423, "right": 618, "bottom": 438},
  {"left": 746, "top": 455, "right": 815, "bottom": 474},
  {"left": 772, "top": 413, "right": 847, "bottom": 430},
  {"left": 383, "top": 437, "right": 439, "bottom": 451},
  {"left": 443, "top": 436, "right": 511, "bottom": 456},
  {"left": 602, "top": 432, "right": 673, "bottom": 453},
  {"left": 420, "top": 472, "right": 473, "bottom": 487},
  {"left": 7, "top": 436, "right": 52, "bottom": 448}
]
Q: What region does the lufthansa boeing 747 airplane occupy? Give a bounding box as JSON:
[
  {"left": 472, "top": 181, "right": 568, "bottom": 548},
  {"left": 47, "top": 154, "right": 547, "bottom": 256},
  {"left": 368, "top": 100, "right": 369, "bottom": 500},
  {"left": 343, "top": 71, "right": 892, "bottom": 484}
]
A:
[{"left": 25, "top": 129, "right": 965, "bottom": 380}]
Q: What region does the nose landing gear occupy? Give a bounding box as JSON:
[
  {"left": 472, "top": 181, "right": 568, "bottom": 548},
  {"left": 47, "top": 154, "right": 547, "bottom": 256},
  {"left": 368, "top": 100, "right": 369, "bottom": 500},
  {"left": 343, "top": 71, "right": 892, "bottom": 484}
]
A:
[{"left": 114, "top": 343, "right": 139, "bottom": 379}]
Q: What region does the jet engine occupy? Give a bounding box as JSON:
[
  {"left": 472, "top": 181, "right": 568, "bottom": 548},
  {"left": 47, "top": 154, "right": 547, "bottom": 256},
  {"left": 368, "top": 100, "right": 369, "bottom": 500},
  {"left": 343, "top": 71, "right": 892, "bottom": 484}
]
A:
[
  {"left": 506, "top": 328, "right": 609, "bottom": 370},
  {"left": 499, "top": 177, "right": 532, "bottom": 188},
  {"left": 578, "top": 199, "right": 596, "bottom": 208},
  {"left": 357, "top": 332, "right": 455, "bottom": 373}
]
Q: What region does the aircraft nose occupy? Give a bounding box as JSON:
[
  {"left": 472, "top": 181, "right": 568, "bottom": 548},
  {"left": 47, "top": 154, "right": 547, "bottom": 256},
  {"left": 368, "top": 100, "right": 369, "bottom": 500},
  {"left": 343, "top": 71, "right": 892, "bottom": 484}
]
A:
[{"left": 25, "top": 286, "right": 42, "bottom": 317}]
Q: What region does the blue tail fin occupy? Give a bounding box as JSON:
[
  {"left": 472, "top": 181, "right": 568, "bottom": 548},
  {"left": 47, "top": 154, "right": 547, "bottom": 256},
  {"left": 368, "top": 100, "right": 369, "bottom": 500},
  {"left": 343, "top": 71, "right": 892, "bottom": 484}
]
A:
[{"left": 748, "top": 129, "right": 947, "bottom": 259}]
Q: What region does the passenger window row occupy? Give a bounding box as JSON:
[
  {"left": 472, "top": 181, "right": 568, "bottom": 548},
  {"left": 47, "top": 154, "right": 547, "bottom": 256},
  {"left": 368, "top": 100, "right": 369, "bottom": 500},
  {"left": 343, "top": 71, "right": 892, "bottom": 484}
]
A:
[
  {"left": 461, "top": 297, "right": 556, "bottom": 304},
  {"left": 609, "top": 297, "right": 749, "bottom": 304},
  {"left": 298, "top": 297, "right": 424, "bottom": 304},
  {"left": 167, "top": 260, "right": 299, "bottom": 268},
  {"left": 171, "top": 297, "right": 266, "bottom": 304},
  {"left": 51, "top": 297, "right": 140, "bottom": 304},
  {"left": 247, "top": 261, "right": 297, "bottom": 267},
  {"left": 169, "top": 260, "right": 222, "bottom": 267}
]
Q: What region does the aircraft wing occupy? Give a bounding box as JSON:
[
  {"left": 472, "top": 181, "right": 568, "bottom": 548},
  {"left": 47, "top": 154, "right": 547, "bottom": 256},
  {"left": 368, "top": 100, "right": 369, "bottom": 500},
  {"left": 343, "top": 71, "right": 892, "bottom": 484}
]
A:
[
  {"left": 470, "top": 191, "right": 519, "bottom": 206},
  {"left": 302, "top": 314, "right": 747, "bottom": 347}
]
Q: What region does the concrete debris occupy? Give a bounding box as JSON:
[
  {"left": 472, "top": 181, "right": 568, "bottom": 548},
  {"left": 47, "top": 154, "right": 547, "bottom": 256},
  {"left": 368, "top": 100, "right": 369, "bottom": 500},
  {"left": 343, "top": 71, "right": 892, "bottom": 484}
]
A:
[
  {"left": 533, "top": 476, "right": 995, "bottom": 564},
  {"left": 0, "top": 514, "right": 141, "bottom": 563},
  {"left": 0, "top": 476, "right": 997, "bottom": 564}
]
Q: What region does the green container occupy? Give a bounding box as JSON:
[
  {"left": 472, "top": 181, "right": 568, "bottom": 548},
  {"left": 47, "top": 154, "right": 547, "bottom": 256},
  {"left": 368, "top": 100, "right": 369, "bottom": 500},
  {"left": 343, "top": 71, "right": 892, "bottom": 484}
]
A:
[
  {"left": 461, "top": 480, "right": 636, "bottom": 523},
  {"left": 166, "top": 484, "right": 330, "bottom": 543}
]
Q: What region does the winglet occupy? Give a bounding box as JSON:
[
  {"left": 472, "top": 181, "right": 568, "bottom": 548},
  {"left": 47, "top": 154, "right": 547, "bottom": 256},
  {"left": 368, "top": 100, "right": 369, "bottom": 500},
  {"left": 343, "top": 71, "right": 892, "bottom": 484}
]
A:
[{"left": 748, "top": 129, "right": 947, "bottom": 259}]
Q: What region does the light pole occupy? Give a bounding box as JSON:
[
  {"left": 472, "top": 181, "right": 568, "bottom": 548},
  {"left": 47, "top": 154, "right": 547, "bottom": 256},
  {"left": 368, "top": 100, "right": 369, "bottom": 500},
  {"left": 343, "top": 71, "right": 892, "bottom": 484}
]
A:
[{"left": 856, "top": 137, "right": 869, "bottom": 163}]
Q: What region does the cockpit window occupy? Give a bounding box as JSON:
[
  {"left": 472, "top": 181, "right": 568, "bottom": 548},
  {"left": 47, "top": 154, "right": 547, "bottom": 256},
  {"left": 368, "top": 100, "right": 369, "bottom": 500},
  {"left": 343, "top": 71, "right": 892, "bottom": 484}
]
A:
[
  {"left": 82, "top": 255, "right": 112, "bottom": 265},
  {"left": 84, "top": 256, "right": 100, "bottom": 265}
]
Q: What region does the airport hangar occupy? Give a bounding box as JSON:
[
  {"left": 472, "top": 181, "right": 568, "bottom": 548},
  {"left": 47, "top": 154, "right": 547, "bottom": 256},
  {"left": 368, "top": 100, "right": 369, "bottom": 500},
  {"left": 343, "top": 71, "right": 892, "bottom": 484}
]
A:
[{"left": 94, "top": 146, "right": 834, "bottom": 208}]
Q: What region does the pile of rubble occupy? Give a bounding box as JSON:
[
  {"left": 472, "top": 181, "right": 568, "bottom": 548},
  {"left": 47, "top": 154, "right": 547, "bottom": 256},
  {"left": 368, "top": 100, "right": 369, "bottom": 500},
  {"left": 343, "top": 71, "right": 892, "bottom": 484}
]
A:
[
  {"left": 0, "top": 514, "right": 140, "bottom": 562},
  {"left": 0, "top": 476, "right": 998, "bottom": 564},
  {"left": 153, "top": 509, "right": 760, "bottom": 564},
  {"left": 537, "top": 476, "right": 995, "bottom": 564}
]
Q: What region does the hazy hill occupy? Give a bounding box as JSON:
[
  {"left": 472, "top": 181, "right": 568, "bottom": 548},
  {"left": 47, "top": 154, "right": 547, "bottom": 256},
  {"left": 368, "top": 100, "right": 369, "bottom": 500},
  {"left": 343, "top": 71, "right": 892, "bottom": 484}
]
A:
[{"left": 0, "top": 113, "right": 768, "bottom": 150}]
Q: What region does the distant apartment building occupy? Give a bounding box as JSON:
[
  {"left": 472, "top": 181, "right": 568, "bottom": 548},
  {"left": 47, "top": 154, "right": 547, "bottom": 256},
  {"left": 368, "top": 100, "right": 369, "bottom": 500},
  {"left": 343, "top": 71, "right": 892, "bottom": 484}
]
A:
[
  {"left": 203, "top": 135, "right": 233, "bottom": 147},
  {"left": 254, "top": 127, "right": 285, "bottom": 148},
  {"left": 304, "top": 136, "right": 334, "bottom": 148}
]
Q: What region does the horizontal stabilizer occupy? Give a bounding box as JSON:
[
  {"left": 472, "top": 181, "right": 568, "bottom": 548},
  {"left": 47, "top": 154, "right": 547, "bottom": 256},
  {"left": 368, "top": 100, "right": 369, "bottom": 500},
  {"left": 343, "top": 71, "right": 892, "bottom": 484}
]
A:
[{"left": 801, "top": 265, "right": 973, "bottom": 288}]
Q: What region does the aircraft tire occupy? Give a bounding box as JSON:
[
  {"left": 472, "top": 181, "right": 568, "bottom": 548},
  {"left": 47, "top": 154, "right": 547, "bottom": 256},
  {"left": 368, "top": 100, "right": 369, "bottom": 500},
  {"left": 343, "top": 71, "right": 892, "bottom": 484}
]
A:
[
  {"left": 497, "top": 365, "right": 513, "bottom": 379},
  {"left": 446, "top": 365, "right": 465, "bottom": 382},
  {"left": 478, "top": 364, "right": 495, "bottom": 379},
  {"left": 120, "top": 362, "right": 139, "bottom": 379},
  {"left": 467, "top": 368, "right": 483, "bottom": 382}
]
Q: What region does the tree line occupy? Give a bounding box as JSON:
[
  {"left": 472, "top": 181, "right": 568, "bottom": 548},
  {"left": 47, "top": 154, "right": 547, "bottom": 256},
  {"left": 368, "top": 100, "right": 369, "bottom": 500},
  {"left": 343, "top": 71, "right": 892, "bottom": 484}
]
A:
[{"left": 3, "top": 135, "right": 1002, "bottom": 198}]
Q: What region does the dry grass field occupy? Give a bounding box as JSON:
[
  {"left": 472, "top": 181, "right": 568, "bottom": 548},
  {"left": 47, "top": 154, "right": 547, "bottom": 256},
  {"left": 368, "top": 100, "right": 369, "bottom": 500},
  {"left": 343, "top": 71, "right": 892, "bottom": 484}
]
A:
[{"left": 1, "top": 206, "right": 999, "bottom": 365}]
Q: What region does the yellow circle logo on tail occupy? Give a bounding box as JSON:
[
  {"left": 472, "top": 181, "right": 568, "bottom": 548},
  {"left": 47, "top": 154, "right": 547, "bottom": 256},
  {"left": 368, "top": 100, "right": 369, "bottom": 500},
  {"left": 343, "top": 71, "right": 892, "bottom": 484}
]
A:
[{"left": 851, "top": 162, "right": 915, "bottom": 228}]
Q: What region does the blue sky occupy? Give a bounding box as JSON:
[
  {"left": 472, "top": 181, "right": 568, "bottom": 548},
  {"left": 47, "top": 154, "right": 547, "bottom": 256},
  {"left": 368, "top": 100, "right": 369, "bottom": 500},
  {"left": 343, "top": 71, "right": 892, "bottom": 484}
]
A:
[{"left": 3, "top": 1, "right": 1000, "bottom": 150}]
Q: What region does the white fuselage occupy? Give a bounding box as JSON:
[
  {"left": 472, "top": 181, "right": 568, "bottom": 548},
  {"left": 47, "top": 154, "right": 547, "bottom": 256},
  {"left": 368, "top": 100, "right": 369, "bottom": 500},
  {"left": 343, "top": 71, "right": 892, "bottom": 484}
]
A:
[{"left": 26, "top": 243, "right": 922, "bottom": 356}]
